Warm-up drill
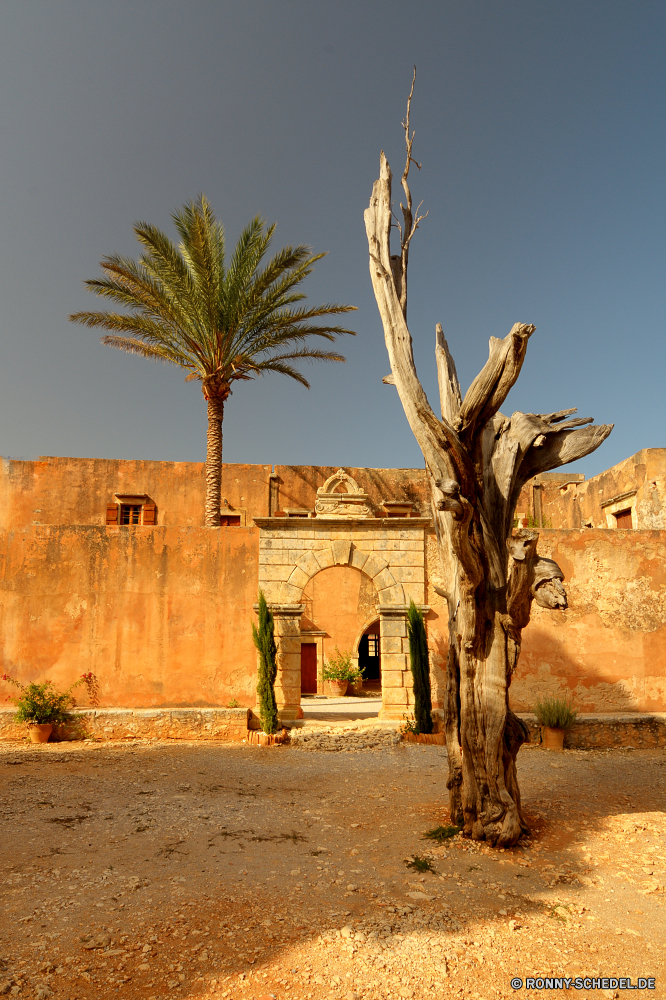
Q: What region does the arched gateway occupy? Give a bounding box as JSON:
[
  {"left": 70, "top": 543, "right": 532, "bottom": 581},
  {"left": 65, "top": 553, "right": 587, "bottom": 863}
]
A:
[{"left": 253, "top": 470, "right": 429, "bottom": 720}]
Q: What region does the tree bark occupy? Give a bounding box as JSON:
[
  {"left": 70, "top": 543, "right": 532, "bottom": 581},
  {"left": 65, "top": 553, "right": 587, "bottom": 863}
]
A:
[
  {"left": 205, "top": 396, "right": 225, "bottom": 527},
  {"left": 365, "top": 144, "right": 612, "bottom": 846}
]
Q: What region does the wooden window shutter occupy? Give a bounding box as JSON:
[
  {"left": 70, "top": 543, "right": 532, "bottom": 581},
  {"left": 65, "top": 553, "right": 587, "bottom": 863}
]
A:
[
  {"left": 106, "top": 504, "right": 119, "bottom": 525},
  {"left": 142, "top": 504, "right": 157, "bottom": 525}
]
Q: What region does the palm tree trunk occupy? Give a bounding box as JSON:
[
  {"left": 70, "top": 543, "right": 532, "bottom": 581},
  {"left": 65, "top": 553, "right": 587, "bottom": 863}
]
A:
[{"left": 205, "top": 396, "right": 224, "bottom": 526}]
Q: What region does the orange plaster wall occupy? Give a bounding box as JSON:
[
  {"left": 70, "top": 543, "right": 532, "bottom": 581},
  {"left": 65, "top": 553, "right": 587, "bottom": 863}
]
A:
[
  {"left": 424, "top": 528, "right": 666, "bottom": 714},
  {"left": 0, "top": 524, "right": 260, "bottom": 709},
  {"left": 301, "top": 565, "right": 377, "bottom": 663},
  {"left": 0, "top": 457, "right": 273, "bottom": 529},
  {"left": 513, "top": 529, "right": 666, "bottom": 712}
]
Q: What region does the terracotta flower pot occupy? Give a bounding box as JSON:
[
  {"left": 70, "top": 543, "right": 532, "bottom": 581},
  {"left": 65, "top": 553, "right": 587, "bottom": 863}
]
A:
[
  {"left": 329, "top": 680, "right": 348, "bottom": 697},
  {"left": 28, "top": 723, "right": 53, "bottom": 744},
  {"left": 542, "top": 726, "right": 565, "bottom": 751},
  {"left": 349, "top": 678, "right": 363, "bottom": 696}
]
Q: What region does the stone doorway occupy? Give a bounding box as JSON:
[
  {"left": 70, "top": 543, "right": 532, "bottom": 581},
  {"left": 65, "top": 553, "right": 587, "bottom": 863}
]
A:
[{"left": 357, "top": 621, "right": 381, "bottom": 694}]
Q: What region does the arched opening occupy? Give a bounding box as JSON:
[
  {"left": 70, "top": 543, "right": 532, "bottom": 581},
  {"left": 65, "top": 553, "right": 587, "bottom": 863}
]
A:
[{"left": 357, "top": 620, "right": 381, "bottom": 694}]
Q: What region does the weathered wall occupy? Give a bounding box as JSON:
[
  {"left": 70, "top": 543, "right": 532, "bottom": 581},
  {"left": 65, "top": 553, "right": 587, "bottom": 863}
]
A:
[
  {"left": 0, "top": 456, "right": 272, "bottom": 529},
  {"left": 425, "top": 528, "right": 666, "bottom": 715},
  {"left": 515, "top": 450, "right": 666, "bottom": 530},
  {"left": 0, "top": 524, "right": 259, "bottom": 708},
  {"left": 274, "top": 465, "right": 429, "bottom": 515}
]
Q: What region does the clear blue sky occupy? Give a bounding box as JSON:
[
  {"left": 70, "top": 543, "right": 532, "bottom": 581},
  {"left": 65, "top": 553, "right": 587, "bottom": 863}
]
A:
[{"left": 1, "top": 1, "right": 664, "bottom": 477}]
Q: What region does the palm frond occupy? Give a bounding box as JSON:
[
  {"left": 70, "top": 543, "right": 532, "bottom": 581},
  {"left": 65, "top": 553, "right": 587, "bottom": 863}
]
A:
[
  {"left": 248, "top": 360, "right": 312, "bottom": 388},
  {"left": 99, "top": 335, "right": 195, "bottom": 367},
  {"left": 171, "top": 197, "right": 224, "bottom": 334}
]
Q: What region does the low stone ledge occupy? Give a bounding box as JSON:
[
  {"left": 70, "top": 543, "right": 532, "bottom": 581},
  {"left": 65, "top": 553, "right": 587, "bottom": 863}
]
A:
[
  {"left": 431, "top": 710, "right": 666, "bottom": 749},
  {"left": 518, "top": 712, "right": 666, "bottom": 749},
  {"left": 0, "top": 707, "right": 251, "bottom": 742}
]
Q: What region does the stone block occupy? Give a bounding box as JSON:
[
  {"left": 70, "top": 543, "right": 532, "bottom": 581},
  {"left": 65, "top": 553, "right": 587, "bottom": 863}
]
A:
[
  {"left": 402, "top": 583, "right": 425, "bottom": 604},
  {"left": 260, "top": 550, "right": 294, "bottom": 565},
  {"left": 381, "top": 653, "right": 408, "bottom": 671},
  {"left": 332, "top": 539, "right": 352, "bottom": 565},
  {"left": 378, "top": 585, "right": 405, "bottom": 605},
  {"left": 278, "top": 583, "right": 303, "bottom": 603},
  {"left": 278, "top": 638, "right": 302, "bottom": 655},
  {"left": 385, "top": 550, "right": 424, "bottom": 567},
  {"left": 402, "top": 670, "right": 414, "bottom": 688},
  {"left": 259, "top": 565, "right": 291, "bottom": 581},
  {"left": 381, "top": 635, "right": 403, "bottom": 654},
  {"left": 363, "top": 553, "right": 389, "bottom": 579},
  {"left": 287, "top": 566, "right": 310, "bottom": 591},
  {"left": 261, "top": 536, "right": 289, "bottom": 549},
  {"left": 294, "top": 550, "right": 321, "bottom": 578},
  {"left": 350, "top": 547, "right": 370, "bottom": 571},
  {"left": 381, "top": 618, "right": 407, "bottom": 638},
  {"left": 392, "top": 566, "right": 425, "bottom": 584},
  {"left": 373, "top": 568, "right": 396, "bottom": 592},
  {"left": 313, "top": 547, "right": 335, "bottom": 570},
  {"left": 381, "top": 670, "right": 406, "bottom": 687},
  {"left": 382, "top": 687, "right": 409, "bottom": 705}
]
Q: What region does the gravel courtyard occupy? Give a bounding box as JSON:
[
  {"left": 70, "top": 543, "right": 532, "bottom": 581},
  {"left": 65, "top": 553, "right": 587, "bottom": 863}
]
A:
[{"left": 1, "top": 738, "right": 664, "bottom": 1000}]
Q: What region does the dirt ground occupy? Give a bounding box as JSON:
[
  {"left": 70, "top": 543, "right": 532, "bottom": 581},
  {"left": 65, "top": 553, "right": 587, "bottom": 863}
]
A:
[{"left": 0, "top": 738, "right": 664, "bottom": 1000}]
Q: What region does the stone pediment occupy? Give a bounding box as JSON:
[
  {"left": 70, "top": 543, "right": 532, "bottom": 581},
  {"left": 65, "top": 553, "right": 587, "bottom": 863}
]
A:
[{"left": 314, "top": 469, "right": 373, "bottom": 519}]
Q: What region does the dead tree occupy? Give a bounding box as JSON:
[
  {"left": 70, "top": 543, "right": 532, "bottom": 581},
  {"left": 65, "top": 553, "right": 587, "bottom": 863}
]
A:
[{"left": 364, "top": 72, "right": 612, "bottom": 846}]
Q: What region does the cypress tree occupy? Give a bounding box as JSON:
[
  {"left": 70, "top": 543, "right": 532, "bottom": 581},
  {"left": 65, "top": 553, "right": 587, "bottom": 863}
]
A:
[
  {"left": 407, "top": 600, "right": 433, "bottom": 734},
  {"left": 251, "top": 590, "right": 279, "bottom": 735}
]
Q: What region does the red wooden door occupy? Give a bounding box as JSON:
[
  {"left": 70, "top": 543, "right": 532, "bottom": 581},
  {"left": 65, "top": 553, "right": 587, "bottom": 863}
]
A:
[
  {"left": 301, "top": 643, "right": 318, "bottom": 694},
  {"left": 615, "top": 509, "right": 633, "bottom": 528}
]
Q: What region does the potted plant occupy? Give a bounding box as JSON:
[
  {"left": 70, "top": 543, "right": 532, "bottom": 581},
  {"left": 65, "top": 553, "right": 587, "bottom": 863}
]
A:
[
  {"left": 1, "top": 674, "right": 91, "bottom": 743},
  {"left": 534, "top": 695, "right": 577, "bottom": 751},
  {"left": 348, "top": 666, "right": 364, "bottom": 696},
  {"left": 322, "top": 647, "right": 356, "bottom": 697}
]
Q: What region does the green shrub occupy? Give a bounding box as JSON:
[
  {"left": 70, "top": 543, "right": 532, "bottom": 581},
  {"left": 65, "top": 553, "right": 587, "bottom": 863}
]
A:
[
  {"left": 2, "top": 675, "right": 81, "bottom": 725},
  {"left": 423, "top": 824, "right": 462, "bottom": 842},
  {"left": 534, "top": 695, "right": 577, "bottom": 730},
  {"left": 405, "top": 854, "right": 437, "bottom": 874},
  {"left": 407, "top": 601, "right": 433, "bottom": 734},
  {"left": 251, "top": 591, "right": 279, "bottom": 735},
  {"left": 322, "top": 647, "right": 359, "bottom": 683}
]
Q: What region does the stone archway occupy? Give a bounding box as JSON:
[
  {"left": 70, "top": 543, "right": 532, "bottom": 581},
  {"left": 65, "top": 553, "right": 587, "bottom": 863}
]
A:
[
  {"left": 254, "top": 502, "right": 429, "bottom": 720},
  {"left": 278, "top": 540, "right": 405, "bottom": 606}
]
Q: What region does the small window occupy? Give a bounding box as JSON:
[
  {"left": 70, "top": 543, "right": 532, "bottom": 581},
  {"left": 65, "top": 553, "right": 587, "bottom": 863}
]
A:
[
  {"left": 106, "top": 496, "right": 157, "bottom": 526},
  {"left": 219, "top": 514, "right": 241, "bottom": 527},
  {"left": 367, "top": 634, "right": 380, "bottom": 657},
  {"left": 614, "top": 508, "right": 633, "bottom": 529},
  {"left": 120, "top": 504, "right": 142, "bottom": 525}
]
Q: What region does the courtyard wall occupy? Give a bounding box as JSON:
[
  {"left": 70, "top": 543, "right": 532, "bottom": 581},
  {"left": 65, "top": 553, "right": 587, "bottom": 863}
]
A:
[{"left": 0, "top": 524, "right": 259, "bottom": 709}]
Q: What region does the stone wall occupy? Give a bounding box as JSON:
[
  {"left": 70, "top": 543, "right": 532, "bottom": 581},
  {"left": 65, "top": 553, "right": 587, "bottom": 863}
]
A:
[{"left": 0, "top": 707, "right": 250, "bottom": 742}]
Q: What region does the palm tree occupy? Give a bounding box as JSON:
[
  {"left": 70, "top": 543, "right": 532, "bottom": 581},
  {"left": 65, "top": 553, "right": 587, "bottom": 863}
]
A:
[{"left": 70, "top": 196, "right": 356, "bottom": 525}]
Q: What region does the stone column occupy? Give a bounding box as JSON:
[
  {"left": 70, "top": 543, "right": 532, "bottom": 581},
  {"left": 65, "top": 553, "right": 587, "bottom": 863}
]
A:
[
  {"left": 378, "top": 605, "right": 412, "bottom": 721},
  {"left": 271, "top": 604, "right": 305, "bottom": 720}
]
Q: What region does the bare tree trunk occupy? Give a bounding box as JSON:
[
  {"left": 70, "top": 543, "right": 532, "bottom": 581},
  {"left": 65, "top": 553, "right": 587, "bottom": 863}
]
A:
[
  {"left": 205, "top": 396, "right": 224, "bottom": 527},
  {"left": 365, "top": 75, "right": 612, "bottom": 846}
]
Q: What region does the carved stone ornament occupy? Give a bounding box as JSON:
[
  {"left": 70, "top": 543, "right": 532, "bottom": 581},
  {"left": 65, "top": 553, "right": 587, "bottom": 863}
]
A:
[{"left": 314, "top": 469, "right": 374, "bottom": 518}]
